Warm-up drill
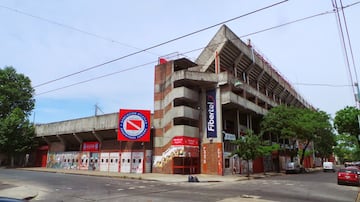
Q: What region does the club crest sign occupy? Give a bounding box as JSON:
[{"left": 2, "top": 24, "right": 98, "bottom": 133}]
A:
[{"left": 118, "top": 109, "right": 151, "bottom": 142}]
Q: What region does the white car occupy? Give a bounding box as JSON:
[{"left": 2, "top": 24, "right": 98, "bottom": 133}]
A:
[
  {"left": 323, "top": 161, "right": 335, "bottom": 172},
  {"left": 286, "top": 162, "right": 301, "bottom": 174}
]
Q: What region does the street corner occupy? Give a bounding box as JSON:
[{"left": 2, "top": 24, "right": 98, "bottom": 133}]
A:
[{"left": 0, "top": 186, "right": 38, "bottom": 201}]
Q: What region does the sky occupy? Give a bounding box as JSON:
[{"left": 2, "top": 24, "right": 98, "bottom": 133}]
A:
[{"left": 0, "top": 0, "right": 359, "bottom": 124}]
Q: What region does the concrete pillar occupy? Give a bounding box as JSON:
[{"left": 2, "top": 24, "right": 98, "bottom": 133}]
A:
[{"left": 73, "top": 133, "right": 83, "bottom": 151}]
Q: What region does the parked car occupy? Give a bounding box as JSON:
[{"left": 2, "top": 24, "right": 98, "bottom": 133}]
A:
[
  {"left": 285, "top": 162, "right": 301, "bottom": 174},
  {"left": 337, "top": 166, "right": 360, "bottom": 186},
  {"left": 344, "top": 161, "right": 360, "bottom": 168},
  {"left": 323, "top": 161, "right": 335, "bottom": 172}
]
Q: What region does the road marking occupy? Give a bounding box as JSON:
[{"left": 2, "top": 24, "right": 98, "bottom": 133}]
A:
[
  {"left": 273, "top": 182, "right": 280, "bottom": 185},
  {"left": 117, "top": 188, "right": 124, "bottom": 191},
  {"left": 128, "top": 187, "right": 135, "bottom": 190}
]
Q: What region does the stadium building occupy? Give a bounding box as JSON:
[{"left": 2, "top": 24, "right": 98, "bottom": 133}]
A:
[{"left": 32, "top": 25, "right": 314, "bottom": 175}]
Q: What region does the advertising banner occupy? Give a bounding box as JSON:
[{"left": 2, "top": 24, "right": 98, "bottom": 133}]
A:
[
  {"left": 82, "top": 142, "right": 99, "bottom": 151},
  {"left": 171, "top": 136, "right": 199, "bottom": 147},
  {"left": 206, "top": 89, "right": 217, "bottom": 138},
  {"left": 118, "top": 109, "right": 151, "bottom": 142}
]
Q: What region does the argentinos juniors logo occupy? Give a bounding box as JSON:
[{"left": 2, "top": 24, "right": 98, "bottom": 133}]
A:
[{"left": 118, "top": 109, "right": 150, "bottom": 142}]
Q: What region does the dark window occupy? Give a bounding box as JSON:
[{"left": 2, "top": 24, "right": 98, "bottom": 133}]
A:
[{"left": 225, "top": 158, "right": 230, "bottom": 168}]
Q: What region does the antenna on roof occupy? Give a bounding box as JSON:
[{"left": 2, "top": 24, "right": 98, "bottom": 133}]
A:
[{"left": 95, "top": 103, "right": 104, "bottom": 116}]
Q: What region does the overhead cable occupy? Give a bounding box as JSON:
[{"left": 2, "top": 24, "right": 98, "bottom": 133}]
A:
[
  {"left": 0, "top": 4, "right": 157, "bottom": 56},
  {"left": 35, "top": 5, "right": 359, "bottom": 96},
  {"left": 32, "top": 0, "right": 288, "bottom": 88}
]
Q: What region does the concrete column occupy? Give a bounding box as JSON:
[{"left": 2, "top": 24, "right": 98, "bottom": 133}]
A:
[
  {"left": 199, "top": 88, "right": 209, "bottom": 143},
  {"left": 236, "top": 109, "right": 240, "bottom": 139},
  {"left": 73, "top": 133, "right": 83, "bottom": 151},
  {"left": 247, "top": 114, "right": 252, "bottom": 130},
  {"left": 92, "top": 129, "right": 103, "bottom": 145},
  {"left": 215, "top": 86, "right": 223, "bottom": 143}
]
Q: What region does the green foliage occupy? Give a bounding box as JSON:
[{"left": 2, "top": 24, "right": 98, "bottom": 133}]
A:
[
  {"left": 0, "top": 108, "right": 35, "bottom": 153},
  {"left": 231, "top": 130, "right": 279, "bottom": 176},
  {"left": 258, "top": 141, "right": 280, "bottom": 156},
  {"left": 0, "top": 66, "right": 35, "bottom": 166},
  {"left": 0, "top": 67, "right": 35, "bottom": 118},
  {"left": 260, "top": 105, "right": 298, "bottom": 139},
  {"left": 231, "top": 130, "right": 261, "bottom": 161},
  {"left": 334, "top": 133, "right": 359, "bottom": 163},
  {"left": 334, "top": 106, "right": 360, "bottom": 141},
  {"left": 261, "top": 105, "right": 334, "bottom": 166},
  {"left": 314, "top": 129, "right": 336, "bottom": 159}
]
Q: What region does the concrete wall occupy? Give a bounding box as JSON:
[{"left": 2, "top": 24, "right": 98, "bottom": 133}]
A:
[{"left": 36, "top": 113, "right": 118, "bottom": 136}]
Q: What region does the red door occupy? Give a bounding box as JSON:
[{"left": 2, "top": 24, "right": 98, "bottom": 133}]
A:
[{"left": 41, "top": 152, "right": 47, "bottom": 167}]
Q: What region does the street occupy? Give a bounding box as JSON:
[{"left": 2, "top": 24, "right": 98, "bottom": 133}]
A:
[{"left": 0, "top": 169, "right": 358, "bottom": 201}]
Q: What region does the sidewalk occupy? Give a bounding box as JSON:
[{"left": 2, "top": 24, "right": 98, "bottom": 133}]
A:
[
  {"left": 17, "top": 167, "right": 286, "bottom": 182},
  {"left": 0, "top": 167, "right": 320, "bottom": 200}
]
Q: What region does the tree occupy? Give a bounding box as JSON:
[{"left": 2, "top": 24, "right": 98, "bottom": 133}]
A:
[
  {"left": 0, "top": 66, "right": 35, "bottom": 167},
  {"left": 295, "top": 109, "right": 333, "bottom": 167},
  {"left": 231, "top": 130, "right": 278, "bottom": 177},
  {"left": 333, "top": 133, "right": 358, "bottom": 163},
  {"left": 261, "top": 105, "right": 334, "bottom": 167},
  {"left": 334, "top": 106, "right": 360, "bottom": 145},
  {"left": 260, "top": 105, "right": 299, "bottom": 160},
  {"left": 314, "top": 128, "right": 336, "bottom": 163}
]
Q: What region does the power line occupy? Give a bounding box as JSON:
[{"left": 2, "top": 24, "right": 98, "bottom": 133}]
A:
[
  {"left": 239, "top": 10, "right": 334, "bottom": 38},
  {"left": 339, "top": 0, "right": 358, "bottom": 84},
  {"left": 332, "top": 0, "right": 356, "bottom": 105},
  {"left": 33, "top": 0, "right": 359, "bottom": 96},
  {"left": 0, "top": 4, "right": 159, "bottom": 56},
  {"left": 35, "top": 2, "right": 360, "bottom": 96},
  {"left": 32, "top": 0, "right": 288, "bottom": 88},
  {"left": 35, "top": 60, "right": 157, "bottom": 96}
]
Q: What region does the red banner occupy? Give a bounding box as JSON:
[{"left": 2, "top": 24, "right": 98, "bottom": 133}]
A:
[
  {"left": 172, "top": 136, "right": 199, "bottom": 146},
  {"left": 118, "top": 109, "right": 151, "bottom": 142},
  {"left": 82, "top": 142, "right": 99, "bottom": 151}
]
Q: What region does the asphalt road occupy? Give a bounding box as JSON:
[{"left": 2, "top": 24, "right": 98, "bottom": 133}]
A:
[{"left": 0, "top": 169, "right": 358, "bottom": 202}]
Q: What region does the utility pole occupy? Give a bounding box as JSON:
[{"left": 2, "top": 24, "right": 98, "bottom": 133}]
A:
[{"left": 355, "top": 83, "right": 360, "bottom": 141}]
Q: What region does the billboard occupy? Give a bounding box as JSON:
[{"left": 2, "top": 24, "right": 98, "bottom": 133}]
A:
[
  {"left": 206, "top": 89, "right": 217, "bottom": 138},
  {"left": 118, "top": 109, "right": 151, "bottom": 142}
]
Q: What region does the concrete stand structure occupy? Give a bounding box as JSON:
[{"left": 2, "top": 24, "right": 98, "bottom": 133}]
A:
[{"left": 32, "top": 25, "right": 312, "bottom": 175}]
